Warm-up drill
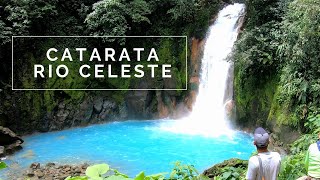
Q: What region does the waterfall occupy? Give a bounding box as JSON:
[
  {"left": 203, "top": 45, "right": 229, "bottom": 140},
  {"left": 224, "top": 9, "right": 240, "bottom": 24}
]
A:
[{"left": 159, "top": 3, "right": 245, "bottom": 137}]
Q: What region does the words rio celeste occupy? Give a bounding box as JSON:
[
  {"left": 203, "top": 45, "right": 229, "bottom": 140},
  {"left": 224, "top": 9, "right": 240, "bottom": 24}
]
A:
[{"left": 34, "top": 47, "right": 172, "bottom": 79}]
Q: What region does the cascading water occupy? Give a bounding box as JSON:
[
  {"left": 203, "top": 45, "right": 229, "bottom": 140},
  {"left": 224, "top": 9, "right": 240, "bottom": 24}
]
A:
[
  {"left": 2, "top": 4, "right": 253, "bottom": 179},
  {"left": 159, "top": 3, "right": 245, "bottom": 136}
]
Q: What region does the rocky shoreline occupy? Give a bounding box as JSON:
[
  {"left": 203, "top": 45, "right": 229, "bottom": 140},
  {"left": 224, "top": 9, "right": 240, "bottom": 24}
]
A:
[
  {"left": 7, "top": 162, "right": 89, "bottom": 180},
  {"left": 0, "top": 126, "right": 24, "bottom": 158}
]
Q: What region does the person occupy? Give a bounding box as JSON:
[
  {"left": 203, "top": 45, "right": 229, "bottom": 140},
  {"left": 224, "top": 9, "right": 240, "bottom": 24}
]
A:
[
  {"left": 298, "top": 132, "right": 320, "bottom": 180},
  {"left": 246, "top": 127, "right": 281, "bottom": 180}
]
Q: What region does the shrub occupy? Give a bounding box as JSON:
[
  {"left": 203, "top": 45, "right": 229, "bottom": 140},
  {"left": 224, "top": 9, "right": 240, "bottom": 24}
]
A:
[{"left": 0, "top": 162, "right": 7, "bottom": 170}]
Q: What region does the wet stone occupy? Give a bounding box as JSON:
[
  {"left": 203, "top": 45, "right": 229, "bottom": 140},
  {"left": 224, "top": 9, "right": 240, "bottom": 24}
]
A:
[{"left": 30, "top": 162, "right": 40, "bottom": 169}]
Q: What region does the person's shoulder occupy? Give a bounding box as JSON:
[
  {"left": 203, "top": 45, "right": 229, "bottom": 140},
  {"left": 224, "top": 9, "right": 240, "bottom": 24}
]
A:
[
  {"left": 248, "top": 155, "right": 259, "bottom": 165},
  {"left": 270, "top": 151, "right": 281, "bottom": 160},
  {"left": 309, "top": 143, "right": 317, "bottom": 149},
  {"left": 249, "top": 155, "right": 257, "bottom": 161},
  {"left": 270, "top": 151, "right": 280, "bottom": 156},
  {"left": 308, "top": 143, "right": 318, "bottom": 152}
]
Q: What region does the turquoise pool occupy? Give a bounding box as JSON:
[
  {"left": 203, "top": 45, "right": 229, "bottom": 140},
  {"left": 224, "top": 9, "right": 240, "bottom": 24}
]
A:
[{"left": 3, "top": 120, "right": 254, "bottom": 178}]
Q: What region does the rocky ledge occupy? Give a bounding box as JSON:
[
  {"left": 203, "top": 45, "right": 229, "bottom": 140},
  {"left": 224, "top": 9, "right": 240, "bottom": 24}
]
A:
[
  {"left": 0, "top": 126, "right": 24, "bottom": 157},
  {"left": 15, "top": 162, "right": 89, "bottom": 180}
]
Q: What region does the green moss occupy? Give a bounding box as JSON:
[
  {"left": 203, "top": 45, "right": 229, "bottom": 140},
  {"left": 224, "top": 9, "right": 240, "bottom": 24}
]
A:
[
  {"left": 234, "top": 63, "right": 280, "bottom": 126},
  {"left": 179, "top": 43, "right": 188, "bottom": 91},
  {"left": 44, "top": 90, "right": 58, "bottom": 112},
  {"left": 268, "top": 86, "right": 298, "bottom": 126},
  {"left": 31, "top": 92, "right": 43, "bottom": 119},
  {"left": 110, "top": 91, "right": 127, "bottom": 104},
  {"left": 234, "top": 61, "right": 300, "bottom": 128}
]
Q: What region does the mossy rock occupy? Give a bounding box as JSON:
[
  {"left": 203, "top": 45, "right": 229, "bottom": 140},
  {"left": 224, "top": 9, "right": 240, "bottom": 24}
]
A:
[{"left": 202, "top": 158, "right": 248, "bottom": 177}]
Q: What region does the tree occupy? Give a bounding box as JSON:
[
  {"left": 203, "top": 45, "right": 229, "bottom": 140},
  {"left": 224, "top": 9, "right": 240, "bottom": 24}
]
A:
[
  {"left": 278, "top": 0, "right": 320, "bottom": 116},
  {"left": 85, "top": 0, "right": 151, "bottom": 43}
]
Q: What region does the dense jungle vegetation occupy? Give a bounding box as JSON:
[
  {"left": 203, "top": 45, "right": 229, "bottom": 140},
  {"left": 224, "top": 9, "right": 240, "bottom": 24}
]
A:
[
  {"left": 0, "top": 0, "right": 221, "bottom": 133},
  {"left": 233, "top": 0, "right": 320, "bottom": 178},
  {"left": 0, "top": 0, "right": 319, "bottom": 179}
]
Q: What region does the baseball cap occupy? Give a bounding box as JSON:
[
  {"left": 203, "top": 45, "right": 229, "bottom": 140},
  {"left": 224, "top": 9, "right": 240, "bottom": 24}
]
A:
[{"left": 254, "top": 127, "right": 269, "bottom": 148}]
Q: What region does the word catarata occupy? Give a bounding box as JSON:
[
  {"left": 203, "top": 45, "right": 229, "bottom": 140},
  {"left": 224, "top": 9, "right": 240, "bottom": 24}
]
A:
[{"left": 34, "top": 48, "right": 172, "bottom": 78}]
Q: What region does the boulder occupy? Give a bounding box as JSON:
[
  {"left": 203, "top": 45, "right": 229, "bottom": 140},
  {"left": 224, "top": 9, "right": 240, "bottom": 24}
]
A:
[
  {"left": 73, "top": 97, "right": 94, "bottom": 124},
  {"left": 125, "top": 90, "right": 149, "bottom": 118},
  {"left": 0, "top": 146, "right": 4, "bottom": 157},
  {"left": 0, "top": 126, "right": 23, "bottom": 157},
  {"left": 16, "top": 163, "right": 89, "bottom": 179},
  {"left": 46, "top": 162, "right": 55, "bottom": 167},
  {"left": 93, "top": 97, "right": 104, "bottom": 113},
  {"left": 34, "top": 169, "right": 44, "bottom": 178},
  {"left": 118, "top": 103, "right": 128, "bottom": 119},
  {"left": 26, "top": 170, "right": 35, "bottom": 177},
  {"left": 98, "top": 100, "right": 117, "bottom": 120},
  {"left": 30, "top": 162, "right": 40, "bottom": 169}
]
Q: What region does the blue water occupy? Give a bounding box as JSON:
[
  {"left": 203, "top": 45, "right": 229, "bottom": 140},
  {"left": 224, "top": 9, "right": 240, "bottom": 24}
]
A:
[{"left": 3, "top": 120, "right": 255, "bottom": 178}]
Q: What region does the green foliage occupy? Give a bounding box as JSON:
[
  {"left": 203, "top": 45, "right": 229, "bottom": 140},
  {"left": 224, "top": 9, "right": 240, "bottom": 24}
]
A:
[
  {"left": 167, "top": 0, "right": 197, "bottom": 22},
  {"left": 304, "top": 114, "right": 320, "bottom": 134},
  {"left": 277, "top": 0, "right": 320, "bottom": 125},
  {"left": 290, "top": 134, "right": 317, "bottom": 155},
  {"left": 85, "top": 0, "right": 127, "bottom": 41},
  {"left": 184, "top": 0, "right": 220, "bottom": 39},
  {"left": 233, "top": 21, "right": 281, "bottom": 78},
  {"left": 84, "top": 0, "right": 218, "bottom": 40},
  {"left": 169, "top": 161, "right": 208, "bottom": 180},
  {"left": 203, "top": 159, "right": 248, "bottom": 180},
  {"left": 66, "top": 162, "right": 212, "bottom": 180},
  {"left": 85, "top": 0, "right": 151, "bottom": 43},
  {"left": 2, "top": 0, "right": 57, "bottom": 38},
  {"left": 0, "top": 0, "right": 220, "bottom": 133},
  {"left": 66, "top": 163, "right": 129, "bottom": 180},
  {"left": 125, "top": 0, "right": 151, "bottom": 24},
  {"left": 66, "top": 176, "right": 89, "bottom": 180},
  {"left": 65, "top": 163, "right": 166, "bottom": 180},
  {"left": 232, "top": 0, "right": 290, "bottom": 128},
  {"left": 234, "top": 64, "right": 280, "bottom": 126},
  {"left": 234, "top": 0, "right": 320, "bottom": 130},
  {"left": 86, "top": 164, "right": 110, "bottom": 179},
  {"left": 112, "top": 169, "right": 130, "bottom": 178},
  {"left": 0, "top": 162, "right": 7, "bottom": 170},
  {"left": 134, "top": 171, "right": 166, "bottom": 180},
  {"left": 278, "top": 153, "right": 306, "bottom": 180},
  {"left": 0, "top": 20, "right": 12, "bottom": 44},
  {"left": 278, "top": 131, "right": 317, "bottom": 179},
  {"left": 244, "top": 0, "right": 284, "bottom": 28},
  {"left": 215, "top": 167, "right": 245, "bottom": 180}
]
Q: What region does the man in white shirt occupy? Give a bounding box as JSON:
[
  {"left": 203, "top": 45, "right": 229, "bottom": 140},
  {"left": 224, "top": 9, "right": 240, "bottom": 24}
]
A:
[{"left": 246, "top": 127, "right": 281, "bottom": 180}]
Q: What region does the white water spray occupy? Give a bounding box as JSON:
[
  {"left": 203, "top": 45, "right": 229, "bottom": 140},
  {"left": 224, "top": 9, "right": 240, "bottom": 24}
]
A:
[{"left": 159, "top": 3, "right": 245, "bottom": 137}]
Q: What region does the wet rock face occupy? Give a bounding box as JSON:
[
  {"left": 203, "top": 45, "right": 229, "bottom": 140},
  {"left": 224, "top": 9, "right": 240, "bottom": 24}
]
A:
[
  {"left": 125, "top": 90, "right": 152, "bottom": 119},
  {"left": 43, "top": 96, "right": 126, "bottom": 132},
  {"left": 0, "top": 146, "right": 4, "bottom": 157},
  {"left": 0, "top": 126, "right": 24, "bottom": 157},
  {"left": 1, "top": 34, "right": 206, "bottom": 134},
  {"left": 0, "top": 113, "right": 9, "bottom": 127}
]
